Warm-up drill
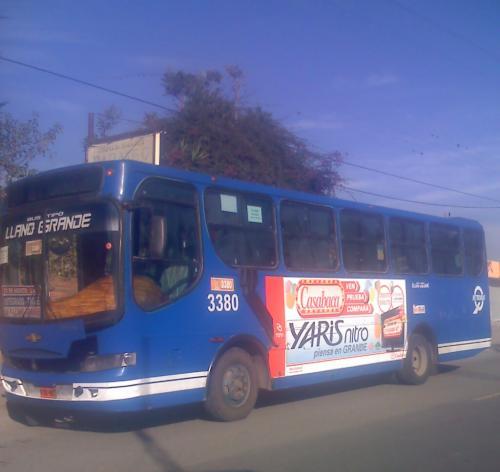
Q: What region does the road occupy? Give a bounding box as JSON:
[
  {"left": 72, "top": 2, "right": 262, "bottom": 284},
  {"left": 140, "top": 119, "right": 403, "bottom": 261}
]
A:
[{"left": 2, "top": 326, "right": 500, "bottom": 472}]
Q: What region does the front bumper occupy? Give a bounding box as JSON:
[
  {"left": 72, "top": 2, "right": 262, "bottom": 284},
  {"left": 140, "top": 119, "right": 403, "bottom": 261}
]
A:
[{"left": 1, "top": 371, "right": 208, "bottom": 403}]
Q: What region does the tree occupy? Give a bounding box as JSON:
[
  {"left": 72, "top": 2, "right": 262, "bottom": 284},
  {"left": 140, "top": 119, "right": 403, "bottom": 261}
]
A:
[
  {"left": 0, "top": 107, "right": 62, "bottom": 197},
  {"left": 143, "top": 111, "right": 162, "bottom": 130},
  {"left": 96, "top": 105, "right": 121, "bottom": 138},
  {"left": 154, "top": 68, "right": 342, "bottom": 195}
]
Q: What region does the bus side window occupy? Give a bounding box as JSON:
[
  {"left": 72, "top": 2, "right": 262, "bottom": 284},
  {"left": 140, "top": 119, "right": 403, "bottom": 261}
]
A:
[
  {"left": 280, "top": 201, "right": 338, "bottom": 271},
  {"left": 464, "top": 228, "right": 485, "bottom": 276},
  {"left": 389, "top": 218, "right": 428, "bottom": 274},
  {"left": 340, "top": 209, "right": 386, "bottom": 272},
  {"left": 205, "top": 188, "right": 276, "bottom": 268},
  {"left": 430, "top": 223, "right": 463, "bottom": 276}
]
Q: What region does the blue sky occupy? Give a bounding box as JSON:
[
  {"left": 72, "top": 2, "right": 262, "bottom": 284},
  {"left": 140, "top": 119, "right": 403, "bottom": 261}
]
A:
[{"left": 2, "top": 0, "right": 500, "bottom": 256}]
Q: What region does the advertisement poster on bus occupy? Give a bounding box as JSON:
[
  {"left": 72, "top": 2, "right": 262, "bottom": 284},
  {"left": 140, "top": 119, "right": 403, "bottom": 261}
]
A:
[{"left": 265, "top": 277, "right": 407, "bottom": 377}]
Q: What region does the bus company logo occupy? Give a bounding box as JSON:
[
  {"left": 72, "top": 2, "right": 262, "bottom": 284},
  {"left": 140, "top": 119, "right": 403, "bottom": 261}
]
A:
[
  {"left": 295, "top": 279, "right": 345, "bottom": 318},
  {"left": 412, "top": 281, "right": 430, "bottom": 289},
  {"left": 472, "top": 286, "right": 485, "bottom": 315},
  {"left": 25, "top": 332, "right": 42, "bottom": 343}
]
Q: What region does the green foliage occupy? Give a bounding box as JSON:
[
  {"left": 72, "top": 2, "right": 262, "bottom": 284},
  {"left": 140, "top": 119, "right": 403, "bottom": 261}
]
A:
[
  {"left": 155, "top": 68, "right": 342, "bottom": 195},
  {"left": 0, "top": 110, "right": 61, "bottom": 196}
]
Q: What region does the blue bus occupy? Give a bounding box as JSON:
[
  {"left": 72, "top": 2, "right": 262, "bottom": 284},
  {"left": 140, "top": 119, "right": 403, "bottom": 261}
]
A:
[{"left": 0, "top": 160, "right": 491, "bottom": 421}]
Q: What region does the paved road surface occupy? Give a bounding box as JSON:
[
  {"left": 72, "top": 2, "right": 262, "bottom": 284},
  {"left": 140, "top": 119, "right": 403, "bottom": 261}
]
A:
[{"left": 2, "top": 325, "right": 500, "bottom": 472}]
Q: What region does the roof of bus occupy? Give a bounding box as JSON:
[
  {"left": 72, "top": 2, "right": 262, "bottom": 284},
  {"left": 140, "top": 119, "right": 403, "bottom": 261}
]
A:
[{"left": 11, "top": 159, "right": 484, "bottom": 229}]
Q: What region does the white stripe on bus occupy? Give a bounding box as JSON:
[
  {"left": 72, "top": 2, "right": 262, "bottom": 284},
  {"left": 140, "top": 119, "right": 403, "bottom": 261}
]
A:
[
  {"left": 74, "top": 371, "right": 208, "bottom": 389},
  {"left": 1, "top": 371, "right": 208, "bottom": 402},
  {"left": 438, "top": 339, "right": 491, "bottom": 355}
]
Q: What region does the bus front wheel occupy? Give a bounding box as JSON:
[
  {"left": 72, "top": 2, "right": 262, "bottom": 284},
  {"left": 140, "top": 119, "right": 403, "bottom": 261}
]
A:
[
  {"left": 397, "top": 334, "right": 432, "bottom": 385},
  {"left": 205, "top": 347, "right": 258, "bottom": 421}
]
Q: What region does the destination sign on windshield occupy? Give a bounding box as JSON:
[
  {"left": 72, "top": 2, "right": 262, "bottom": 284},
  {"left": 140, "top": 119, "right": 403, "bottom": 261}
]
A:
[{"left": 4, "top": 211, "right": 92, "bottom": 240}]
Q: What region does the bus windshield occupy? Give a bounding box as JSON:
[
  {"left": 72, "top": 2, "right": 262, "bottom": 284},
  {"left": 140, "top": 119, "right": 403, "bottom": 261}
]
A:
[{"left": 0, "top": 201, "right": 120, "bottom": 321}]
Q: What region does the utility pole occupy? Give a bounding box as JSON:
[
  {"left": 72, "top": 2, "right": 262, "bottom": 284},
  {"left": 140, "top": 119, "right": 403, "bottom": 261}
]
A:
[
  {"left": 88, "top": 112, "right": 95, "bottom": 143},
  {"left": 85, "top": 112, "right": 95, "bottom": 163}
]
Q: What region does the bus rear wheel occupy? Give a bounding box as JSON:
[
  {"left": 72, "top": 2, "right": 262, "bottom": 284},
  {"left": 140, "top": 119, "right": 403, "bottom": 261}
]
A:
[
  {"left": 205, "top": 347, "right": 258, "bottom": 421},
  {"left": 397, "top": 334, "right": 432, "bottom": 385}
]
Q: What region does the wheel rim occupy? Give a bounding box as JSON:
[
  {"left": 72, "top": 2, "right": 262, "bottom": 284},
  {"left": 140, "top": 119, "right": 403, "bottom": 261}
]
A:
[
  {"left": 222, "top": 363, "right": 251, "bottom": 408},
  {"left": 411, "top": 344, "right": 428, "bottom": 377}
]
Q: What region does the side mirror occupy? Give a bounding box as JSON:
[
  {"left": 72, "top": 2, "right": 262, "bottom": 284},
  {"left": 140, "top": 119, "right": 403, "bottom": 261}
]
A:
[{"left": 149, "top": 215, "right": 167, "bottom": 259}]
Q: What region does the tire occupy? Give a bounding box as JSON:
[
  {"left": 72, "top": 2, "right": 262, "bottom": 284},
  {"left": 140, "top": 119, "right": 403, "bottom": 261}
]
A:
[
  {"left": 397, "top": 334, "right": 432, "bottom": 385},
  {"left": 205, "top": 347, "right": 258, "bottom": 422}
]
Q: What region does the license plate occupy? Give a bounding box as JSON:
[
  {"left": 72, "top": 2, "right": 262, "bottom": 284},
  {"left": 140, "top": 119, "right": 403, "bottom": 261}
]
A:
[{"left": 40, "top": 387, "right": 57, "bottom": 399}]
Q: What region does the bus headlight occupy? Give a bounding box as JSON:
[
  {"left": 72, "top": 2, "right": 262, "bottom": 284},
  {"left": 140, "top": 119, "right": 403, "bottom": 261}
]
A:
[{"left": 80, "top": 352, "right": 136, "bottom": 372}]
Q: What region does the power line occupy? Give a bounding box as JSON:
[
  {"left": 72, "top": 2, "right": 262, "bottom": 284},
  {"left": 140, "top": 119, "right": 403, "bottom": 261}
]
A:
[
  {"left": 96, "top": 72, "right": 162, "bottom": 81},
  {"left": 342, "top": 186, "right": 500, "bottom": 209},
  {"left": 342, "top": 160, "right": 500, "bottom": 204},
  {"left": 2, "top": 55, "right": 496, "bottom": 209},
  {"left": 0, "top": 55, "right": 175, "bottom": 113}
]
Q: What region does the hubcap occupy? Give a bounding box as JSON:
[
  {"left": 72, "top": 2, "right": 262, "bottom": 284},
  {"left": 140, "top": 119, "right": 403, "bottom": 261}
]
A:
[
  {"left": 222, "top": 363, "right": 251, "bottom": 408},
  {"left": 411, "top": 344, "right": 428, "bottom": 377}
]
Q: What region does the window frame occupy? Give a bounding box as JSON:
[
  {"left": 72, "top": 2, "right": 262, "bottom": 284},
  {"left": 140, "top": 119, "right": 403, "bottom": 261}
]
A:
[
  {"left": 463, "top": 227, "right": 485, "bottom": 277},
  {"left": 340, "top": 208, "right": 388, "bottom": 274},
  {"left": 388, "top": 217, "right": 429, "bottom": 275},
  {"left": 131, "top": 177, "right": 204, "bottom": 311},
  {"left": 0, "top": 196, "right": 124, "bottom": 328},
  {"left": 429, "top": 222, "right": 464, "bottom": 277},
  {"left": 204, "top": 186, "right": 278, "bottom": 270},
  {"left": 280, "top": 199, "right": 339, "bottom": 272}
]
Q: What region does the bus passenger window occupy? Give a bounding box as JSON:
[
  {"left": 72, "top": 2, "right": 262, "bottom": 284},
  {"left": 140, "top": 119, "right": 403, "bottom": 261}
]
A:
[
  {"left": 132, "top": 179, "right": 200, "bottom": 310},
  {"left": 280, "top": 201, "right": 338, "bottom": 271},
  {"left": 430, "top": 223, "right": 463, "bottom": 275},
  {"left": 464, "top": 228, "right": 485, "bottom": 276},
  {"left": 389, "top": 218, "right": 428, "bottom": 274},
  {"left": 205, "top": 189, "right": 276, "bottom": 268},
  {"left": 341, "top": 210, "right": 386, "bottom": 272}
]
